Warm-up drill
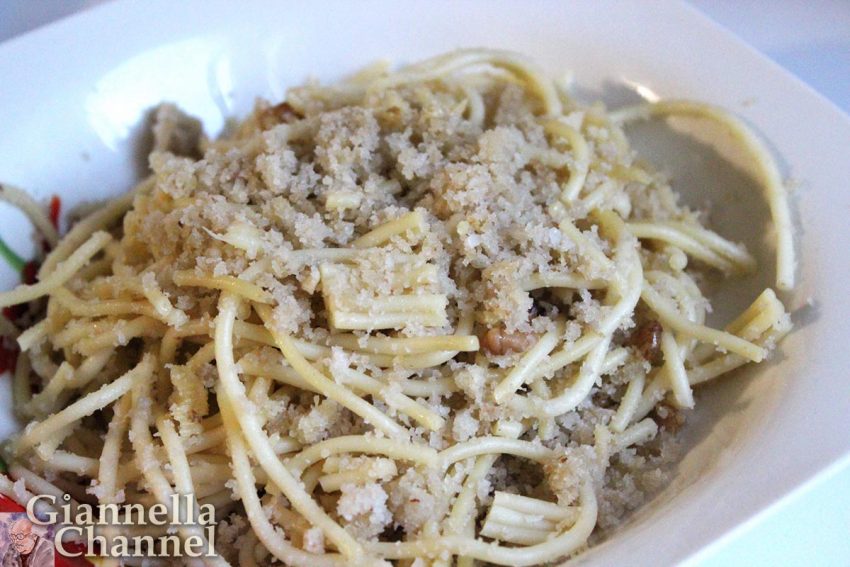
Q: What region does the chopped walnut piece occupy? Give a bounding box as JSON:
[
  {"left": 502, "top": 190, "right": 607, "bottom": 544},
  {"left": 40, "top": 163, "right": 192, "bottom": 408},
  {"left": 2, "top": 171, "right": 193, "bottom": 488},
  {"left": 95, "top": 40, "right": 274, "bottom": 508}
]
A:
[
  {"left": 627, "top": 320, "right": 663, "bottom": 366},
  {"left": 654, "top": 402, "right": 686, "bottom": 433},
  {"left": 481, "top": 327, "right": 535, "bottom": 356},
  {"left": 257, "top": 101, "right": 303, "bottom": 130}
]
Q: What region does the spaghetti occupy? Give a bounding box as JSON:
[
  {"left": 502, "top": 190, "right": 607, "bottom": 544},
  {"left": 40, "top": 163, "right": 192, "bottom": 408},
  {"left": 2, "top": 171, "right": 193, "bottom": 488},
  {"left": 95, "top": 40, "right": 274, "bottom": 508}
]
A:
[{"left": 0, "top": 49, "right": 793, "bottom": 566}]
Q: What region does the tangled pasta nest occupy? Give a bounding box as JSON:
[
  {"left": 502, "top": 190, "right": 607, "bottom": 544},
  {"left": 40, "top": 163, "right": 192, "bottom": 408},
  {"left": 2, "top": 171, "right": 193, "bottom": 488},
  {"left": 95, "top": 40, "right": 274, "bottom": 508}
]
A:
[{"left": 0, "top": 50, "right": 793, "bottom": 566}]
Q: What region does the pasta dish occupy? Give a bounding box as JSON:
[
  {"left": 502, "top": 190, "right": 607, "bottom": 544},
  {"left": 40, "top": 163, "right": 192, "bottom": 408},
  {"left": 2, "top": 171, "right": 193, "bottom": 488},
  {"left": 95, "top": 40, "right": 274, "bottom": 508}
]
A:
[{"left": 0, "top": 50, "right": 793, "bottom": 566}]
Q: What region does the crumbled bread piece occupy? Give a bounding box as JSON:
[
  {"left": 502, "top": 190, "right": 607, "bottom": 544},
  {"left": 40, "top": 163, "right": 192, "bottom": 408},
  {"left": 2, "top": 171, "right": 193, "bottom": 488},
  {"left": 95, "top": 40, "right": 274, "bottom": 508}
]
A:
[
  {"left": 450, "top": 409, "right": 479, "bottom": 442},
  {"left": 295, "top": 399, "right": 342, "bottom": 444},
  {"left": 151, "top": 103, "right": 204, "bottom": 158},
  {"left": 337, "top": 482, "right": 392, "bottom": 540},
  {"left": 302, "top": 527, "right": 325, "bottom": 554},
  {"left": 387, "top": 467, "right": 450, "bottom": 536}
]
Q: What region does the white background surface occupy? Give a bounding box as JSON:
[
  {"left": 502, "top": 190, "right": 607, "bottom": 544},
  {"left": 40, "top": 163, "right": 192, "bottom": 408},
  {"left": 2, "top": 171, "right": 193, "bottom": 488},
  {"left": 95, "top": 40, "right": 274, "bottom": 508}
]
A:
[
  {"left": 1, "top": 1, "right": 848, "bottom": 565},
  {"left": 684, "top": 2, "right": 850, "bottom": 565}
]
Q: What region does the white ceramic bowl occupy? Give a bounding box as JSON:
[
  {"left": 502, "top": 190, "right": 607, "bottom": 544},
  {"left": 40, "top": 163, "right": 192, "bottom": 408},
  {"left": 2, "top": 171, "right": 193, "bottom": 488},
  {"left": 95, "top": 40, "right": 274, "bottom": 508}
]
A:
[{"left": 1, "top": 1, "right": 848, "bottom": 564}]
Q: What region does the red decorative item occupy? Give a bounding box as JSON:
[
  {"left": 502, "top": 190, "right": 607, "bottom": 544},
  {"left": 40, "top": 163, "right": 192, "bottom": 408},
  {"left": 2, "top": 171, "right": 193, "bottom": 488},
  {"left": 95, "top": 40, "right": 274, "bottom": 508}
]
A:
[
  {"left": 0, "top": 494, "right": 23, "bottom": 513},
  {"left": 21, "top": 261, "right": 38, "bottom": 286},
  {"left": 0, "top": 337, "right": 17, "bottom": 374},
  {"left": 0, "top": 259, "right": 40, "bottom": 374},
  {"left": 49, "top": 196, "right": 61, "bottom": 231},
  {"left": 56, "top": 543, "right": 93, "bottom": 567}
]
